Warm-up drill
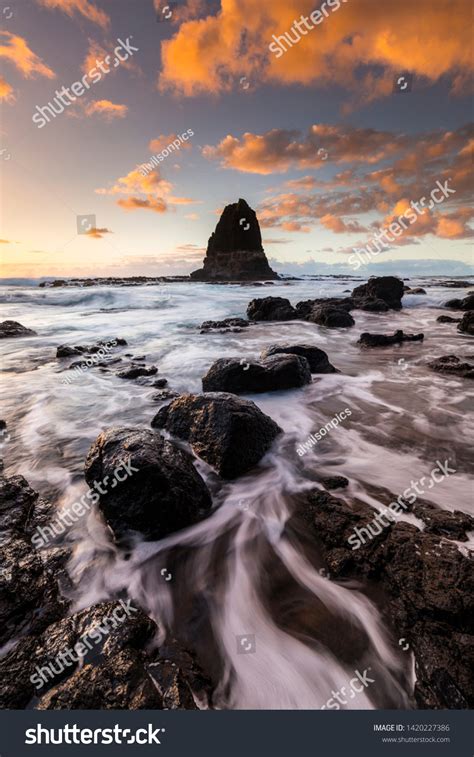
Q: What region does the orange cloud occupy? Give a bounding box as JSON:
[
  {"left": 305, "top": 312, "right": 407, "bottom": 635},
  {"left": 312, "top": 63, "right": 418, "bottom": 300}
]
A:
[
  {"left": 149, "top": 133, "right": 193, "bottom": 152},
  {"left": 86, "top": 227, "right": 112, "bottom": 239},
  {"left": 36, "top": 0, "right": 109, "bottom": 29},
  {"left": 0, "top": 32, "right": 55, "bottom": 79},
  {"left": 0, "top": 75, "right": 15, "bottom": 102},
  {"left": 97, "top": 167, "right": 196, "bottom": 214},
  {"left": 159, "top": 0, "right": 473, "bottom": 106},
  {"left": 81, "top": 39, "right": 138, "bottom": 77},
  {"left": 320, "top": 213, "right": 368, "bottom": 234},
  {"left": 84, "top": 99, "right": 128, "bottom": 119}
]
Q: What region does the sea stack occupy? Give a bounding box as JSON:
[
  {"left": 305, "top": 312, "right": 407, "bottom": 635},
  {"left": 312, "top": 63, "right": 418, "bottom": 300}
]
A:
[{"left": 190, "top": 198, "right": 278, "bottom": 281}]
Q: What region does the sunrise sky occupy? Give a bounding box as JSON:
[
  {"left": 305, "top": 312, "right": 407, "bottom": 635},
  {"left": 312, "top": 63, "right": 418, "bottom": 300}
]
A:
[{"left": 0, "top": 0, "right": 473, "bottom": 278}]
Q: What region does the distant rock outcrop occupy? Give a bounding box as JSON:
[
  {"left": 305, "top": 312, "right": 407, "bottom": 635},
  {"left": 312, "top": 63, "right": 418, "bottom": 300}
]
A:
[{"left": 190, "top": 198, "right": 278, "bottom": 281}]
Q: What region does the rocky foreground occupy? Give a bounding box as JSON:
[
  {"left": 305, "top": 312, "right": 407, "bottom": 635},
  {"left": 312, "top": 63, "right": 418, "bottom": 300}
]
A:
[{"left": 1, "top": 276, "right": 473, "bottom": 709}]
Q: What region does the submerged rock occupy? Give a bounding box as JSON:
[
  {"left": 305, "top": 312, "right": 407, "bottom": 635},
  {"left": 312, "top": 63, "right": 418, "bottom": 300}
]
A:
[
  {"left": 428, "top": 355, "right": 474, "bottom": 379},
  {"left": 190, "top": 198, "right": 278, "bottom": 281},
  {"left": 0, "top": 320, "right": 37, "bottom": 339},
  {"left": 358, "top": 330, "right": 424, "bottom": 348},
  {"left": 437, "top": 315, "right": 461, "bottom": 324},
  {"left": 260, "top": 344, "right": 337, "bottom": 373},
  {"left": 201, "top": 354, "right": 312, "bottom": 394},
  {"left": 306, "top": 305, "right": 355, "bottom": 328},
  {"left": 458, "top": 311, "right": 474, "bottom": 335},
  {"left": 200, "top": 317, "right": 250, "bottom": 333},
  {"left": 445, "top": 293, "right": 474, "bottom": 311},
  {"left": 152, "top": 392, "right": 282, "bottom": 479},
  {"left": 117, "top": 364, "right": 158, "bottom": 380},
  {"left": 84, "top": 428, "right": 212, "bottom": 543},
  {"left": 352, "top": 276, "right": 405, "bottom": 310},
  {"left": 247, "top": 296, "right": 297, "bottom": 321}
]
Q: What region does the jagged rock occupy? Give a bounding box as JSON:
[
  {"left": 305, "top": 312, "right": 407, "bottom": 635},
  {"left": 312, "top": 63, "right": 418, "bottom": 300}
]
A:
[
  {"left": 151, "top": 389, "right": 179, "bottom": 402},
  {"left": 321, "top": 476, "right": 349, "bottom": 490},
  {"left": 295, "top": 297, "right": 354, "bottom": 318},
  {"left": 152, "top": 378, "right": 168, "bottom": 388},
  {"left": 445, "top": 293, "right": 474, "bottom": 311},
  {"left": 307, "top": 305, "right": 355, "bottom": 328},
  {"left": 437, "top": 315, "right": 461, "bottom": 324},
  {"left": 458, "top": 311, "right": 474, "bottom": 335},
  {"left": 200, "top": 317, "right": 249, "bottom": 332},
  {"left": 290, "top": 489, "right": 474, "bottom": 708},
  {"left": 356, "top": 297, "right": 390, "bottom": 312},
  {"left": 247, "top": 296, "right": 297, "bottom": 321},
  {"left": 190, "top": 198, "right": 277, "bottom": 281},
  {"left": 201, "top": 354, "right": 312, "bottom": 394},
  {"left": 0, "top": 320, "right": 37, "bottom": 338},
  {"left": 152, "top": 393, "right": 281, "bottom": 479},
  {"left": 84, "top": 428, "right": 212, "bottom": 543},
  {"left": 428, "top": 355, "right": 474, "bottom": 379},
  {"left": 0, "top": 473, "right": 71, "bottom": 647},
  {"left": 260, "top": 344, "right": 337, "bottom": 373},
  {"left": 352, "top": 276, "right": 404, "bottom": 310},
  {"left": 358, "top": 330, "right": 424, "bottom": 348},
  {"left": 117, "top": 364, "right": 158, "bottom": 379}
]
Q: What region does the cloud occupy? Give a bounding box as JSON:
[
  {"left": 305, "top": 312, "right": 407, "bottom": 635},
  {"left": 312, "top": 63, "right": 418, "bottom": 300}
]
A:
[
  {"left": 158, "top": 0, "right": 473, "bottom": 106},
  {"left": 0, "top": 76, "right": 15, "bottom": 102},
  {"left": 320, "top": 213, "right": 368, "bottom": 234},
  {"left": 81, "top": 38, "right": 138, "bottom": 77},
  {"left": 0, "top": 239, "right": 11, "bottom": 243},
  {"left": 36, "top": 0, "right": 109, "bottom": 29},
  {"left": 97, "top": 166, "right": 196, "bottom": 214},
  {"left": 84, "top": 99, "right": 128, "bottom": 119},
  {"left": 0, "top": 32, "right": 55, "bottom": 79},
  {"left": 203, "top": 124, "right": 408, "bottom": 174},
  {"left": 149, "top": 133, "right": 192, "bottom": 153},
  {"left": 86, "top": 227, "right": 112, "bottom": 239}
]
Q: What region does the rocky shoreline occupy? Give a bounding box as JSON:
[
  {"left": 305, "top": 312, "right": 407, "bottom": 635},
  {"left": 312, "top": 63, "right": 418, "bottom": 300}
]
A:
[{"left": 1, "top": 275, "right": 473, "bottom": 709}]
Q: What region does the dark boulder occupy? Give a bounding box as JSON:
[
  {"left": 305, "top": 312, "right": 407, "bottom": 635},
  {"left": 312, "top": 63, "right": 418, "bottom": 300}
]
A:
[
  {"left": 458, "top": 311, "right": 474, "bottom": 335},
  {"left": 84, "top": 428, "right": 212, "bottom": 543},
  {"left": 427, "top": 355, "right": 474, "bottom": 379},
  {"left": 405, "top": 287, "right": 427, "bottom": 294},
  {"left": 356, "top": 297, "right": 390, "bottom": 312},
  {"left": 247, "top": 296, "right": 297, "bottom": 321},
  {"left": 117, "top": 364, "right": 158, "bottom": 380},
  {"left": 306, "top": 305, "right": 355, "bottom": 328},
  {"left": 200, "top": 317, "right": 249, "bottom": 332},
  {"left": 445, "top": 293, "right": 474, "bottom": 311},
  {"left": 358, "top": 330, "right": 424, "bottom": 348},
  {"left": 0, "top": 320, "right": 37, "bottom": 338},
  {"left": 321, "top": 476, "right": 349, "bottom": 490},
  {"left": 295, "top": 297, "right": 354, "bottom": 318},
  {"left": 437, "top": 315, "right": 461, "bottom": 324},
  {"left": 260, "top": 344, "right": 337, "bottom": 373},
  {"left": 352, "top": 276, "right": 404, "bottom": 310},
  {"left": 201, "top": 354, "right": 312, "bottom": 394},
  {"left": 151, "top": 389, "right": 179, "bottom": 402},
  {"left": 190, "top": 198, "right": 278, "bottom": 281},
  {"left": 152, "top": 392, "right": 282, "bottom": 479}
]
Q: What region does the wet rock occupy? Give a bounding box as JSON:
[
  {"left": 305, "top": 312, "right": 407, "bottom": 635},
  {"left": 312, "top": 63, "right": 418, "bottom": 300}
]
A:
[
  {"left": 291, "top": 489, "right": 474, "bottom": 708},
  {"left": 200, "top": 317, "right": 249, "bottom": 332},
  {"left": 438, "top": 280, "right": 473, "bottom": 288},
  {"left": 247, "top": 296, "right": 297, "bottom": 321},
  {"left": 0, "top": 473, "right": 71, "bottom": 647},
  {"left": 306, "top": 305, "right": 355, "bottom": 328},
  {"left": 117, "top": 364, "right": 158, "bottom": 380},
  {"left": 84, "top": 428, "right": 212, "bottom": 543},
  {"left": 295, "top": 297, "right": 354, "bottom": 318},
  {"left": 152, "top": 378, "right": 168, "bottom": 388},
  {"left": 352, "top": 276, "right": 404, "bottom": 310},
  {"left": 321, "top": 476, "right": 349, "bottom": 491},
  {"left": 427, "top": 355, "right": 474, "bottom": 379},
  {"left": 152, "top": 392, "right": 281, "bottom": 479},
  {"left": 201, "top": 354, "right": 312, "bottom": 394},
  {"left": 260, "top": 344, "right": 337, "bottom": 373},
  {"left": 356, "top": 297, "right": 390, "bottom": 312},
  {"left": 0, "top": 320, "right": 37, "bottom": 339},
  {"left": 458, "top": 311, "right": 474, "bottom": 335},
  {"left": 57, "top": 339, "right": 127, "bottom": 359},
  {"left": 191, "top": 198, "right": 278, "bottom": 281},
  {"left": 405, "top": 287, "right": 427, "bottom": 294},
  {"left": 151, "top": 389, "right": 179, "bottom": 402},
  {"left": 445, "top": 293, "right": 474, "bottom": 311},
  {"left": 412, "top": 502, "right": 474, "bottom": 541},
  {"left": 437, "top": 315, "right": 461, "bottom": 324},
  {"left": 358, "top": 330, "right": 424, "bottom": 348}
]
